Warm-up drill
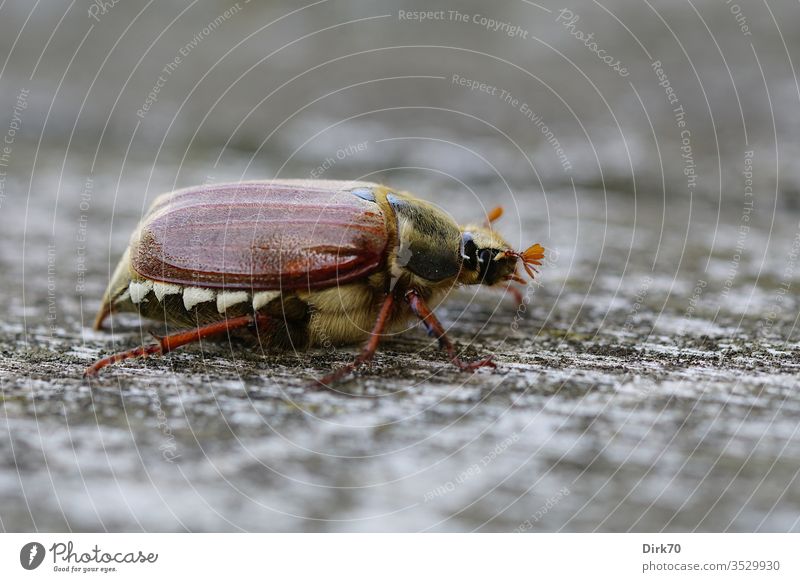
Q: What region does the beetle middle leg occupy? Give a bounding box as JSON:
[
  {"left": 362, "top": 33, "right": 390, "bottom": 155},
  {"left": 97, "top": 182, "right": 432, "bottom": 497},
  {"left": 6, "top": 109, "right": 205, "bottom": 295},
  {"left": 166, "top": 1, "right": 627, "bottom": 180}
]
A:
[
  {"left": 314, "top": 293, "right": 396, "bottom": 388},
  {"left": 84, "top": 313, "right": 270, "bottom": 376},
  {"left": 405, "top": 289, "right": 496, "bottom": 372}
]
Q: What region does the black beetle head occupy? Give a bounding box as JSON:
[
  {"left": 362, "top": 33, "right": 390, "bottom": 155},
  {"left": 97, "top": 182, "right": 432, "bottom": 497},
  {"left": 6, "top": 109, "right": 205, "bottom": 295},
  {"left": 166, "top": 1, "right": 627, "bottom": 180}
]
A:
[{"left": 459, "top": 227, "right": 544, "bottom": 287}]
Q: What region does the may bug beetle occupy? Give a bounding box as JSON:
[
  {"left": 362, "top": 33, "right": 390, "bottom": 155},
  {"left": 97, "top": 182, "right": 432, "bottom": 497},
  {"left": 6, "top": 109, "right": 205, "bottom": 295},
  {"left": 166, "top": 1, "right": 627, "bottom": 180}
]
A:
[{"left": 86, "top": 180, "right": 544, "bottom": 385}]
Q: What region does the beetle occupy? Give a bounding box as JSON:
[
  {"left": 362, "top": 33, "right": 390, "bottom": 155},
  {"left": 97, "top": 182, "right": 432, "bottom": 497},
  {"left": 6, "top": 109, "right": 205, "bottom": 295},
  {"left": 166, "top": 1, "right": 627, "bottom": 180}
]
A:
[{"left": 86, "top": 180, "right": 544, "bottom": 385}]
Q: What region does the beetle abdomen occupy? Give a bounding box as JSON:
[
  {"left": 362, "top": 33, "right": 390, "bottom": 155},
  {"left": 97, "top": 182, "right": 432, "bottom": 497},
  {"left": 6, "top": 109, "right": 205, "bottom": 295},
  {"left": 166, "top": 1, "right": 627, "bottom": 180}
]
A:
[
  {"left": 102, "top": 270, "right": 311, "bottom": 346},
  {"left": 105, "top": 270, "right": 383, "bottom": 349},
  {"left": 120, "top": 278, "right": 280, "bottom": 315}
]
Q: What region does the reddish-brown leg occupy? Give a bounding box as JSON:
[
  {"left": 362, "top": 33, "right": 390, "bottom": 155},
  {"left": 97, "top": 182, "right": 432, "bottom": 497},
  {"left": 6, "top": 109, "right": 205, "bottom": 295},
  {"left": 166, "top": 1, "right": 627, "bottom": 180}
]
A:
[
  {"left": 505, "top": 284, "right": 525, "bottom": 307},
  {"left": 405, "top": 289, "right": 496, "bottom": 371},
  {"left": 315, "top": 293, "right": 395, "bottom": 388},
  {"left": 84, "top": 313, "right": 270, "bottom": 377}
]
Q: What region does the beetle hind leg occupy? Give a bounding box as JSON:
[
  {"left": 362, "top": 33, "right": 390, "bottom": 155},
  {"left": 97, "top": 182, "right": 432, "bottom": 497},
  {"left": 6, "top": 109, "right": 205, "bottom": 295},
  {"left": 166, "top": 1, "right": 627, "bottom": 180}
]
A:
[
  {"left": 84, "top": 313, "right": 270, "bottom": 377},
  {"left": 405, "top": 289, "right": 497, "bottom": 372}
]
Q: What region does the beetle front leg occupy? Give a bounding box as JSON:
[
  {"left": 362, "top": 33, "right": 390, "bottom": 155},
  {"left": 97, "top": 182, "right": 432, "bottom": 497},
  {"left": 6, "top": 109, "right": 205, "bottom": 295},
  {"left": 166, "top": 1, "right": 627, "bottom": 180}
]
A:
[
  {"left": 404, "top": 289, "right": 496, "bottom": 372},
  {"left": 84, "top": 313, "right": 270, "bottom": 377},
  {"left": 504, "top": 283, "right": 525, "bottom": 307},
  {"left": 315, "top": 293, "right": 396, "bottom": 388}
]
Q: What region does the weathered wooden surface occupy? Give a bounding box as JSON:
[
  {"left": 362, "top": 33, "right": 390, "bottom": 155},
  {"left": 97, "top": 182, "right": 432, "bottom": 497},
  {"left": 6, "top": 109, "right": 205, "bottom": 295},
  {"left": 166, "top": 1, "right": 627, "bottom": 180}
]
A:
[{"left": 1, "top": 0, "right": 799, "bottom": 531}]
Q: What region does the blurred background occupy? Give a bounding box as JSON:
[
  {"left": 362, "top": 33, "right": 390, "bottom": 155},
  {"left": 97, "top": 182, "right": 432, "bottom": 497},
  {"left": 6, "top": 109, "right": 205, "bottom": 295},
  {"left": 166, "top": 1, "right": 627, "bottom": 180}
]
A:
[{"left": 1, "top": 0, "right": 799, "bottom": 532}]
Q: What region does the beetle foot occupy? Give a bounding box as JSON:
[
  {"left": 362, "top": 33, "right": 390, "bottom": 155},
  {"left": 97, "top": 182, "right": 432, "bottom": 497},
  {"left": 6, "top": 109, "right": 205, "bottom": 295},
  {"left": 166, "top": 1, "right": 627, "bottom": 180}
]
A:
[
  {"left": 313, "top": 349, "right": 378, "bottom": 388},
  {"left": 452, "top": 354, "right": 496, "bottom": 372},
  {"left": 313, "top": 362, "right": 360, "bottom": 390},
  {"left": 83, "top": 343, "right": 164, "bottom": 377}
]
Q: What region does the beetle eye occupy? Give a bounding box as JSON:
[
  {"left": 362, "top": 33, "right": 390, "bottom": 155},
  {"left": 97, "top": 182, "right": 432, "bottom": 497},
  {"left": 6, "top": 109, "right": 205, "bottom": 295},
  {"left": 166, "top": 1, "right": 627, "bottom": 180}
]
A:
[
  {"left": 478, "top": 249, "right": 495, "bottom": 281},
  {"left": 462, "top": 235, "right": 478, "bottom": 270}
]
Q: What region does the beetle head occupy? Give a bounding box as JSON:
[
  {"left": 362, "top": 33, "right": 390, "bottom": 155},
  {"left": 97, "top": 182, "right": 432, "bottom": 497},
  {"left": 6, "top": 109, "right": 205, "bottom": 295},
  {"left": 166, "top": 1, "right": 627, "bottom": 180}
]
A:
[{"left": 458, "top": 225, "right": 544, "bottom": 287}]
